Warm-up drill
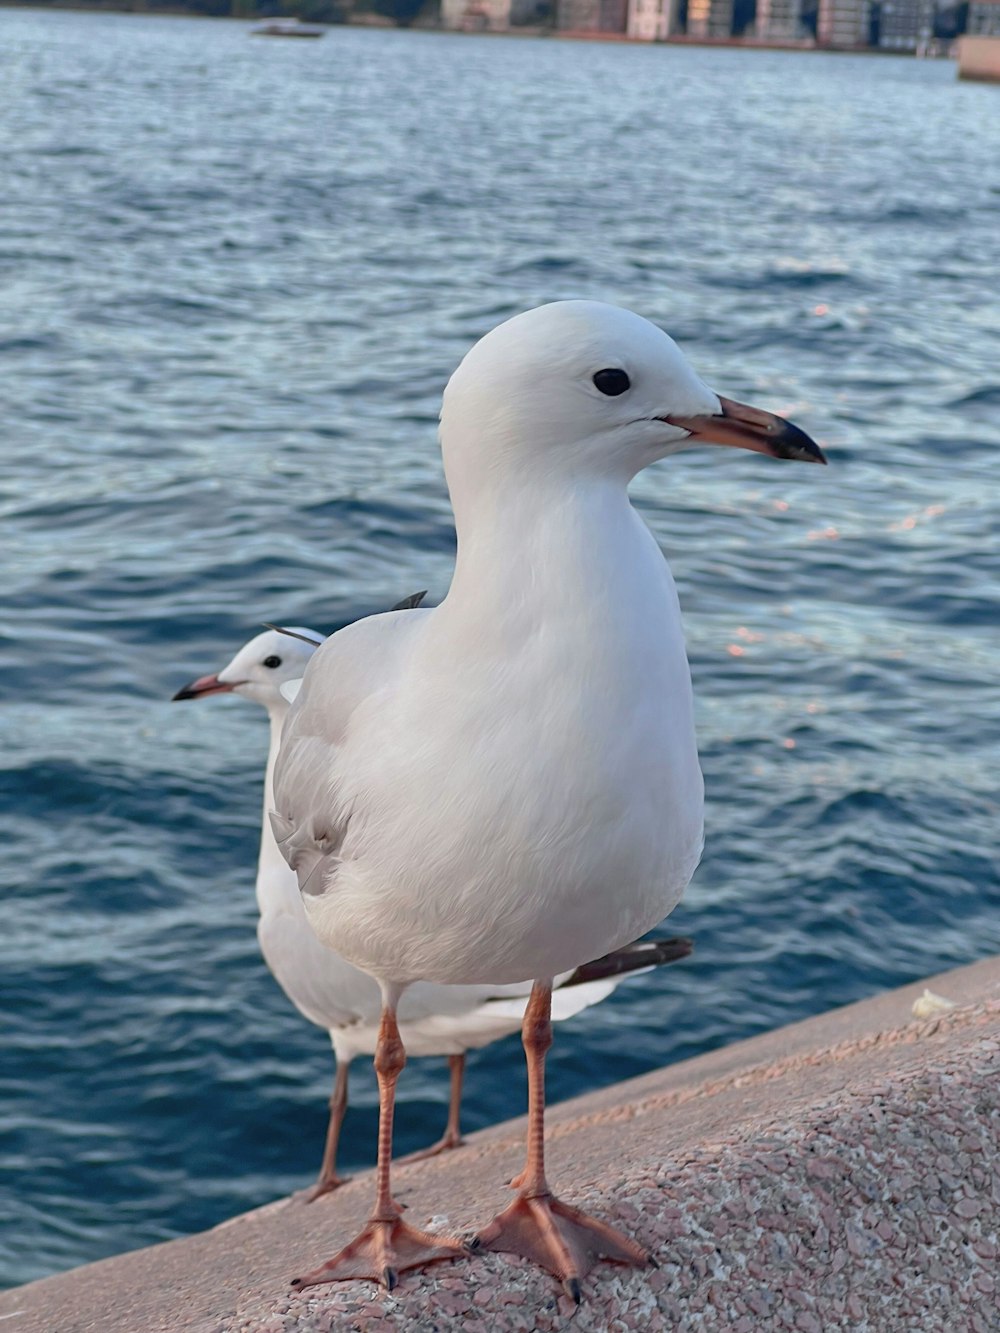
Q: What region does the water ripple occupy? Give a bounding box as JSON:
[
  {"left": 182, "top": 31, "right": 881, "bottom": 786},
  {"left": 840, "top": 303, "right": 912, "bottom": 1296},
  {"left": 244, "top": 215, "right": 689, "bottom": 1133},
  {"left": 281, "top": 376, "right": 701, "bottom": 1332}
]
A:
[{"left": 1, "top": 9, "right": 999, "bottom": 1289}]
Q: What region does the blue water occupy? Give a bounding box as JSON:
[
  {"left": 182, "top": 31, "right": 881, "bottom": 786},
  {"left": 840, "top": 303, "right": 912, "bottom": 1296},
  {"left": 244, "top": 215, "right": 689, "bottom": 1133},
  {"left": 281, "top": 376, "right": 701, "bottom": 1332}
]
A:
[{"left": 1, "top": 7, "right": 998, "bottom": 1289}]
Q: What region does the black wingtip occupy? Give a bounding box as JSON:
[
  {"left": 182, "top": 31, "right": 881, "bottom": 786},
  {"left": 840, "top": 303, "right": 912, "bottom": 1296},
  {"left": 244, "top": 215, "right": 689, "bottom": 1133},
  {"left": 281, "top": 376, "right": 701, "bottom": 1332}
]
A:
[
  {"left": 261, "top": 623, "right": 325, "bottom": 646},
  {"left": 390, "top": 590, "right": 428, "bottom": 612},
  {"left": 562, "top": 936, "right": 694, "bottom": 988},
  {"left": 383, "top": 1266, "right": 398, "bottom": 1291}
]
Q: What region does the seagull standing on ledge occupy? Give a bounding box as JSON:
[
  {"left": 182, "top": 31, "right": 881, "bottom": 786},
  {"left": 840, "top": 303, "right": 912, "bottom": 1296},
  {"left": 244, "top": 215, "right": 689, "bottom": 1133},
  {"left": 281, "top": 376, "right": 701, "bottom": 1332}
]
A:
[
  {"left": 173, "top": 623, "right": 692, "bottom": 1198},
  {"left": 272, "top": 300, "right": 825, "bottom": 1297}
]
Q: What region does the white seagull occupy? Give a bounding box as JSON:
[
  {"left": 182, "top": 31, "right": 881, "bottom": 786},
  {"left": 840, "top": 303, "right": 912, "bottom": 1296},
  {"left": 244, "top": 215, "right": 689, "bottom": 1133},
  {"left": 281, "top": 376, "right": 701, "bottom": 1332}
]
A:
[
  {"left": 271, "top": 301, "right": 825, "bottom": 1297},
  {"left": 173, "top": 617, "right": 693, "bottom": 1198}
]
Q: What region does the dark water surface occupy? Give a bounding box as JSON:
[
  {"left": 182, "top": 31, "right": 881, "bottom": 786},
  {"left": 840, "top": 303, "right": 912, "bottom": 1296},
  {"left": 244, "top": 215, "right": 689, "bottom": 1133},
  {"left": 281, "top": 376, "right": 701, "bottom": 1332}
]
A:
[{"left": 1, "top": 8, "right": 998, "bottom": 1287}]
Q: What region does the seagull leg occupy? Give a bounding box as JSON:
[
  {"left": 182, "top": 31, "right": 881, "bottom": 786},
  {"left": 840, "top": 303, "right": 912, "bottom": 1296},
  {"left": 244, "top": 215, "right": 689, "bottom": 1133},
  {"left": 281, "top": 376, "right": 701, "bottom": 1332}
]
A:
[
  {"left": 291, "top": 1001, "right": 468, "bottom": 1291},
  {"left": 474, "top": 980, "right": 650, "bottom": 1303},
  {"left": 398, "top": 1054, "right": 466, "bottom": 1163},
  {"left": 305, "top": 1059, "right": 350, "bottom": 1201}
]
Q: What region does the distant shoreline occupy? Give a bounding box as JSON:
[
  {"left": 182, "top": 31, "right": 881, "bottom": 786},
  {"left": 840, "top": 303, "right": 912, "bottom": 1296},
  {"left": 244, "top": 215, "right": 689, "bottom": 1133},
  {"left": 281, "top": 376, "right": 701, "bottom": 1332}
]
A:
[
  {"left": 0, "top": 0, "right": 245, "bottom": 14},
  {"left": 0, "top": 1, "right": 926, "bottom": 57}
]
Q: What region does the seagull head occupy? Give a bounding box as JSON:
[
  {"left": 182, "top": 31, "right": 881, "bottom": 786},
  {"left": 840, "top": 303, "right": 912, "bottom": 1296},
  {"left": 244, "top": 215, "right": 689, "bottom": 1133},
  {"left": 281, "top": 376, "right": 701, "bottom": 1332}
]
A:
[
  {"left": 440, "top": 300, "right": 824, "bottom": 490},
  {"left": 171, "top": 627, "right": 323, "bottom": 712}
]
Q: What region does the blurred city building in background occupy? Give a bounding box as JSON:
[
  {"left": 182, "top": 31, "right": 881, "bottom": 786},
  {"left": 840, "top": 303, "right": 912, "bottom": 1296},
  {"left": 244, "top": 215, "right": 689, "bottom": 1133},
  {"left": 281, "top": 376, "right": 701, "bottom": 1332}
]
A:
[{"left": 15, "top": 0, "right": 992, "bottom": 57}]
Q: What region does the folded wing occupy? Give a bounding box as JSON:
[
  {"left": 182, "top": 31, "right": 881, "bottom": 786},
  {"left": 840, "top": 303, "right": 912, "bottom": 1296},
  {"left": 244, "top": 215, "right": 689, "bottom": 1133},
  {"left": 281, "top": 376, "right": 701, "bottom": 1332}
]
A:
[{"left": 270, "top": 607, "right": 431, "bottom": 900}]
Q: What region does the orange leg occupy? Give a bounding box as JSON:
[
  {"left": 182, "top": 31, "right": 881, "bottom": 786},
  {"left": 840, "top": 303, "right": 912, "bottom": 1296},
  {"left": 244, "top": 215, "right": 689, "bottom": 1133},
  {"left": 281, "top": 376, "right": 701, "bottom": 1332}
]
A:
[
  {"left": 398, "top": 1054, "right": 466, "bottom": 1163},
  {"left": 474, "top": 981, "right": 651, "bottom": 1303},
  {"left": 305, "top": 1059, "right": 350, "bottom": 1202},
  {"left": 291, "top": 1005, "right": 468, "bottom": 1291}
]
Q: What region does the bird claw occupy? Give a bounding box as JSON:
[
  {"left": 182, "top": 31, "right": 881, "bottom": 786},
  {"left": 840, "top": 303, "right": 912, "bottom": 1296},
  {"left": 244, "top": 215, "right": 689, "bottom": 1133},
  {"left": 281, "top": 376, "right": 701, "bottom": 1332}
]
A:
[
  {"left": 290, "top": 1214, "right": 467, "bottom": 1291},
  {"left": 563, "top": 1275, "right": 582, "bottom": 1304},
  {"left": 302, "top": 1174, "right": 349, "bottom": 1203},
  {"left": 476, "top": 1191, "right": 649, "bottom": 1301},
  {"left": 397, "top": 1131, "right": 465, "bottom": 1165}
]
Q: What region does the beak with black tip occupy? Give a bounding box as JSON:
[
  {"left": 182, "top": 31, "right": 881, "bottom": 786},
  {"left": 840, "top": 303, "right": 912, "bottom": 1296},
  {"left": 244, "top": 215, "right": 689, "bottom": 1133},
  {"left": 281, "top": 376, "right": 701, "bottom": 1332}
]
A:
[
  {"left": 664, "top": 395, "right": 827, "bottom": 464},
  {"left": 171, "top": 673, "right": 239, "bottom": 702}
]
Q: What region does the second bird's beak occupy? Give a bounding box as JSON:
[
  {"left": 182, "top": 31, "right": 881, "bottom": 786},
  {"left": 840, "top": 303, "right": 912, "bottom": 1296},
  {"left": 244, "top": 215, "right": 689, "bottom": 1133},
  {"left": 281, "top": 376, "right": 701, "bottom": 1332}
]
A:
[
  {"left": 172, "top": 673, "right": 238, "bottom": 702},
  {"left": 665, "top": 396, "right": 827, "bottom": 464}
]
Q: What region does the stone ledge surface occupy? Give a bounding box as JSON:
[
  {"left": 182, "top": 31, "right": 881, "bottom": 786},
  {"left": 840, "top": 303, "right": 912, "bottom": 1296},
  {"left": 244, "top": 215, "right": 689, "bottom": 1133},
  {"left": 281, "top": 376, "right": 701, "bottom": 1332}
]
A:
[{"left": 2, "top": 956, "right": 998, "bottom": 1333}]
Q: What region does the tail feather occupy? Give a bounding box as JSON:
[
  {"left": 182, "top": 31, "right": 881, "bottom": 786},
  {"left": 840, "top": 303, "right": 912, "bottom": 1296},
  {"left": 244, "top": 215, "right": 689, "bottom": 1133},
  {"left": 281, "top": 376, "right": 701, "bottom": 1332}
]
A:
[{"left": 560, "top": 936, "right": 693, "bottom": 989}]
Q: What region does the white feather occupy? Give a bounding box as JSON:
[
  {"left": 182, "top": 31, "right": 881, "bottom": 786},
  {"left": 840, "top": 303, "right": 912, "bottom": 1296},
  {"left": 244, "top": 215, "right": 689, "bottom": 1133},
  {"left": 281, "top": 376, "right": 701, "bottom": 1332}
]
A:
[{"left": 273, "top": 302, "right": 709, "bottom": 989}]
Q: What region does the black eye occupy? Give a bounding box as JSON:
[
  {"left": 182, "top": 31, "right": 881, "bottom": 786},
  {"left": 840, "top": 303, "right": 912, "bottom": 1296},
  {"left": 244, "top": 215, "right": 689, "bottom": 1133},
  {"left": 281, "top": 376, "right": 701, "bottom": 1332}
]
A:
[
  {"left": 592, "top": 368, "right": 630, "bottom": 396},
  {"left": 263, "top": 655, "right": 282, "bottom": 669}
]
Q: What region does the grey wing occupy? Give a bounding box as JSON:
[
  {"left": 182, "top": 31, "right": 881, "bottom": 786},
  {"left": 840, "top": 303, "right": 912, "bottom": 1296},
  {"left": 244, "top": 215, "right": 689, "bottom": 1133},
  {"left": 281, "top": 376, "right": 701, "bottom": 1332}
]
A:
[
  {"left": 269, "top": 737, "right": 351, "bottom": 898},
  {"left": 269, "top": 607, "right": 428, "bottom": 895}
]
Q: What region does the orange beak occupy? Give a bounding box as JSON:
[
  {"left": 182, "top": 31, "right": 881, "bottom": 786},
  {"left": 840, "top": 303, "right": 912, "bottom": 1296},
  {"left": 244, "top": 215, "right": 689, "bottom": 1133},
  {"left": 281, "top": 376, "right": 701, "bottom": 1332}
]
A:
[
  {"left": 171, "top": 673, "right": 238, "bottom": 702},
  {"left": 664, "top": 396, "right": 827, "bottom": 464}
]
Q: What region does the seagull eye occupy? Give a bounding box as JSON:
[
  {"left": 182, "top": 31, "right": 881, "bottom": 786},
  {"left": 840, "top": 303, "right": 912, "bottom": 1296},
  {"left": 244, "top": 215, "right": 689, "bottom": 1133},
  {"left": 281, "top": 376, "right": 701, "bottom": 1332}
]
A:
[
  {"left": 592, "top": 368, "right": 630, "bottom": 397},
  {"left": 263, "top": 655, "right": 282, "bottom": 669}
]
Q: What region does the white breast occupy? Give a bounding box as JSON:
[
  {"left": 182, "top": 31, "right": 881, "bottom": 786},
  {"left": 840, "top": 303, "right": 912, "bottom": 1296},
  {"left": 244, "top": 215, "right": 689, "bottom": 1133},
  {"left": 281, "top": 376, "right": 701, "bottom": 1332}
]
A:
[{"left": 300, "top": 491, "right": 704, "bottom": 987}]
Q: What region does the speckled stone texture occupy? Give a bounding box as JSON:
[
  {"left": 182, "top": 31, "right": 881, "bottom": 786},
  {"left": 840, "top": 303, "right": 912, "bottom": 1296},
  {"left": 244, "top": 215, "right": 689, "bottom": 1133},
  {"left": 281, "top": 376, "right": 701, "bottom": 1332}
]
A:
[{"left": 3, "top": 957, "right": 998, "bottom": 1333}]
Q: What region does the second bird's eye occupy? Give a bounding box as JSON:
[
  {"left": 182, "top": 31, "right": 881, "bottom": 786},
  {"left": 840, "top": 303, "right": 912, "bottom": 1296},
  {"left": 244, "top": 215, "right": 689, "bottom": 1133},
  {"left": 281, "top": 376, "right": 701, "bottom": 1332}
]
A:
[
  {"left": 263, "top": 655, "right": 282, "bottom": 669},
  {"left": 592, "top": 368, "right": 631, "bottom": 396}
]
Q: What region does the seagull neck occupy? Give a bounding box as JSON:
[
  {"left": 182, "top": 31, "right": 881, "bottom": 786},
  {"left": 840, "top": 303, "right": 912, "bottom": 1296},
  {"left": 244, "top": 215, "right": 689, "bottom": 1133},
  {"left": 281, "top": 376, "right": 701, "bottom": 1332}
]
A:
[
  {"left": 448, "top": 472, "right": 636, "bottom": 604},
  {"left": 262, "top": 703, "right": 290, "bottom": 840},
  {"left": 256, "top": 701, "right": 301, "bottom": 916}
]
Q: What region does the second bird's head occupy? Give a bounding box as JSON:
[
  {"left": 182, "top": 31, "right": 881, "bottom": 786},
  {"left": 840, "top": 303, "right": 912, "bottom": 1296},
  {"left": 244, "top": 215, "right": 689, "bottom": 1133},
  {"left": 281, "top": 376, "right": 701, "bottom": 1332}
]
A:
[{"left": 172, "top": 627, "right": 323, "bottom": 712}]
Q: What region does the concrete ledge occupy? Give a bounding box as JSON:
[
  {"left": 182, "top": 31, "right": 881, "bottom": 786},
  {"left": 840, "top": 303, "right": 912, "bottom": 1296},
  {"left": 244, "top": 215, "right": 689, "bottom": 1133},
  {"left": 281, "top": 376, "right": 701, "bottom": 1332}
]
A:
[{"left": 3, "top": 957, "right": 998, "bottom": 1332}]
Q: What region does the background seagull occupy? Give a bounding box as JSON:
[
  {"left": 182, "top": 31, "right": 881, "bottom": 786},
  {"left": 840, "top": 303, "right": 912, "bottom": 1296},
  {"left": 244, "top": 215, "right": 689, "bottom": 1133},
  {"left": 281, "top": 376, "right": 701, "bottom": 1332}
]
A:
[
  {"left": 272, "top": 300, "right": 825, "bottom": 1296},
  {"left": 173, "top": 618, "right": 692, "bottom": 1198}
]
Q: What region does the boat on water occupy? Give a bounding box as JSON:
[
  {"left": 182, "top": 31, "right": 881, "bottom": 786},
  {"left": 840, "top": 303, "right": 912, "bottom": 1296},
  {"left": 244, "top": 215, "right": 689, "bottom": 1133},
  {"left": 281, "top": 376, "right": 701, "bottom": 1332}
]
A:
[{"left": 250, "top": 18, "right": 325, "bottom": 37}]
